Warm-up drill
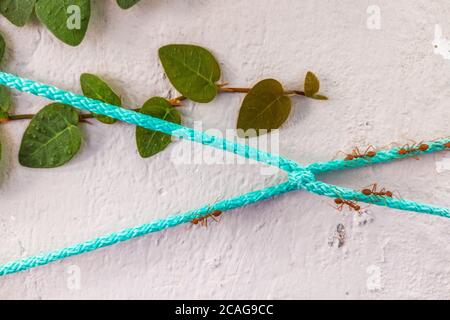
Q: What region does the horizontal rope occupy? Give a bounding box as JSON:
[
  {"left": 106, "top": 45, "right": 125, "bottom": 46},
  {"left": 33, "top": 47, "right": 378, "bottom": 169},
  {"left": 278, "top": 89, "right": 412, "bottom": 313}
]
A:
[
  {"left": 0, "top": 71, "right": 448, "bottom": 277},
  {"left": 0, "top": 182, "right": 296, "bottom": 276},
  {"left": 306, "top": 138, "right": 450, "bottom": 174}
]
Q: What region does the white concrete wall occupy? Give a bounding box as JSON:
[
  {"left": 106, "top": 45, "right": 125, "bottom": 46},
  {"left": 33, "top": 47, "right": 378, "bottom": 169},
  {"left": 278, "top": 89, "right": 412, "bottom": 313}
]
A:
[{"left": 1, "top": 0, "right": 450, "bottom": 299}]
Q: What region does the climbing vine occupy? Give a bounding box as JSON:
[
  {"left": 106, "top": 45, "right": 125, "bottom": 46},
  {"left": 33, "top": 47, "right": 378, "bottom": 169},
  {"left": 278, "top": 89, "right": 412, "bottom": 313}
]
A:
[
  {"left": 0, "top": 43, "right": 327, "bottom": 168},
  {"left": 0, "top": 0, "right": 139, "bottom": 46}
]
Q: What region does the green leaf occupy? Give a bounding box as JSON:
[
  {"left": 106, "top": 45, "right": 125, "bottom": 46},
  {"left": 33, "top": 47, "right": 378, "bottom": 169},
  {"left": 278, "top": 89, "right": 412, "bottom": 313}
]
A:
[
  {"left": 304, "top": 71, "right": 328, "bottom": 100},
  {"left": 0, "top": 85, "right": 11, "bottom": 114},
  {"left": 159, "top": 44, "right": 221, "bottom": 103},
  {"left": 0, "top": 34, "right": 11, "bottom": 122},
  {"left": 35, "top": 0, "right": 90, "bottom": 46},
  {"left": 116, "top": 0, "right": 140, "bottom": 9},
  {"left": 0, "top": 0, "right": 36, "bottom": 27},
  {"left": 304, "top": 71, "right": 319, "bottom": 97},
  {"left": 19, "top": 103, "right": 82, "bottom": 168},
  {"left": 80, "top": 73, "right": 120, "bottom": 124},
  {"left": 136, "top": 97, "right": 181, "bottom": 158},
  {"left": 237, "top": 79, "right": 291, "bottom": 138},
  {"left": 0, "top": 110, "right": 8, "bottom": 122},
  {"left": 0, "top": 32, "right": 5, "bottom": 63}
]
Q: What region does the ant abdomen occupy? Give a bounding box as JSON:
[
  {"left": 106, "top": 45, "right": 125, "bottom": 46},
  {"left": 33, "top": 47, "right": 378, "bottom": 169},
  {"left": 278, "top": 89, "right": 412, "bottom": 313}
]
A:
[
  {"left": 419, "top": 144, "right": 429, "bottom": 152},
  {"left": 212, "top": 210, "right": 222, "bottom": 217}
]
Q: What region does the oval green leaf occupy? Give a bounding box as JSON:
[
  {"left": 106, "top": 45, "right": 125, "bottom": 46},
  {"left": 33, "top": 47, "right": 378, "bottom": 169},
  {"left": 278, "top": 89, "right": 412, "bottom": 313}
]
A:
[
  {"left": 35, "top": 0, "right": 90, "bottom": 46},
  {"left": 159, "top": 44, "right": 221, "bottom": 103},
  {"left": 237, "top": 79, "right": 291, "bottom": 138},
  {"left": 19, "top": 103, "right": 82, "bottom": 168},
  {"left": 304, "top": 71, "right": 328, "bottom": 100},
  {"left": 136, "top": 97, "right": 181, "bottom": 158},
  {"left": 304, "top": 71, "right": 320, "bottom": 97},
  {"left": 0, "top": 85, "right": 11, "bottom": 115},
  {"left": 0, "top": 0, "right": 36, "bottom": 27},
  {"left": 116, "top": 0, "right": 140, "bottom": 9},
  {"left": 80, "top": 73, "right": 120, "bottom": 124}
]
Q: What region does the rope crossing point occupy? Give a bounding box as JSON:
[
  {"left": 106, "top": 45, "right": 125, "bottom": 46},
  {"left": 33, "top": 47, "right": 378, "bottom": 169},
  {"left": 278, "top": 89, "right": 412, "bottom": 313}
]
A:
[{"left": 0, "top": 71, "right": 449, "bottom": 277}]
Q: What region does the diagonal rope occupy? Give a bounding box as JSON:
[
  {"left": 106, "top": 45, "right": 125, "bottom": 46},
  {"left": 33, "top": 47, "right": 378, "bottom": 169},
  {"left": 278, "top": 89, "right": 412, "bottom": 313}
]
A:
[{"left": 0, "top": 71, "right": 448, "bottom": 277}]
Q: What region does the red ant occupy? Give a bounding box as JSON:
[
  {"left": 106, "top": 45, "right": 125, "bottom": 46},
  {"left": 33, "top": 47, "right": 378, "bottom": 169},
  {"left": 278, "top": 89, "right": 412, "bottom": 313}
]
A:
[
  {"left": 361, "top": 183, "right": 394, "bottom": 198},
  {"left": 191, "top": 210, "right": 222, "bottom": 227},
  {"left": 397, "top": 142, "right": 429, "bottom": 156},
  {"left": 338, "top": 146, "right": 377, "bottom": 161},
  {"left": 333, "top": 198, "right": 361, "bottom": 212}
]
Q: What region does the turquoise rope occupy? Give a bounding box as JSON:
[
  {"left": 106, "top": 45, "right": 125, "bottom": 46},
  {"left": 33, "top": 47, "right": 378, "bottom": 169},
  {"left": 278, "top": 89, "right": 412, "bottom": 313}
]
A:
[{"left": 0, "top": 71, "right": 448, "bottom": 277}]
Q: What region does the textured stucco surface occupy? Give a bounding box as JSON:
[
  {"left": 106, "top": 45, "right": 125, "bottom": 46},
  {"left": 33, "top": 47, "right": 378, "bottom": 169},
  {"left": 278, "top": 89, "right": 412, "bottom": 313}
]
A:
[{"left": 0, "top": 0, "right": 450, "bottom": 299}]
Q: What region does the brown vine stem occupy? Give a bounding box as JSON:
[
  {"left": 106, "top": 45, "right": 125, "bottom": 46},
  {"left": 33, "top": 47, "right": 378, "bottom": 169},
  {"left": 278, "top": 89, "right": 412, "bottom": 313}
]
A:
[
  {"left": 7, "top": 113, "right": 95, "bottom": 121},
  {"left": 218, "top": 87, "right": 305, "bottom": 96},
  {"left": 170, "top": 86, "right": 306, "bottom": 104},
  {"left": 2, "top": 86, "right": 306, "bottom": 122}
]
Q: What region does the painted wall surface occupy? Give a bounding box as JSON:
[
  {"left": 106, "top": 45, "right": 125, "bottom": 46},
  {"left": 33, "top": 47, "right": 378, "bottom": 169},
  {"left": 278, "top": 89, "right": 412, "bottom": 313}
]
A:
[{"left": 0, "top": 0, "right": 450, "bottom": 299}]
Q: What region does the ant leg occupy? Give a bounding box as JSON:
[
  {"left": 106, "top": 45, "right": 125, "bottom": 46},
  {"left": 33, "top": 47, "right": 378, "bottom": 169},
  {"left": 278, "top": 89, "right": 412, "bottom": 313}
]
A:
[
  {"left": 361, "top": 183, "right": 375, "bottom": 193},
  {"left": 365, "top": 145, "right": 377, "bottom": 157},
  {"left": 367, "top": 145, "right": 377, "bottom": 152},
  {"left": 327, "top": 202, "right": 340, "bottom": 211},
  {"left": 378, "top": 187, "right": 389, "bottom": 196},
  {"left": 330, "top": 202, "right": 344, "bottom": 212},
  {"left": 333, "top": 150, "right": 350, "bottom": 160},
  {"left": 393, "top": 190, "right": 403, "bottom": 200},
  {"left": 391, "top": 141, "right": 402, "bottom": 148},
  {"left": 362, "top": 145, "right": 372, "bottom": 156}
]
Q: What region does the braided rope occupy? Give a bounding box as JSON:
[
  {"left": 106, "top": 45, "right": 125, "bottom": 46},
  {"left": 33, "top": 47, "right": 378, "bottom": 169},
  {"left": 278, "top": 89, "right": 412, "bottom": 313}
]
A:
[{"left": 0, "top": 71, "right": 448, "bottom": 277}]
